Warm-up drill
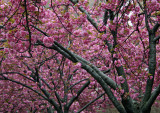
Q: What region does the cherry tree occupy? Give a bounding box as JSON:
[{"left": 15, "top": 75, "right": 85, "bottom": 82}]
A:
[{"left": 0, "top": 0, "right": 160, "bottom": 113}]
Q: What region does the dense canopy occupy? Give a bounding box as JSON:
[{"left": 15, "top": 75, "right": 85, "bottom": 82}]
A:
[{"left": 0, "top": 0, "right": 160, "bottom": 113}]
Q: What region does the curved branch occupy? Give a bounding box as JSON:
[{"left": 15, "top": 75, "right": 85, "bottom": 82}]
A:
[
  {"left": 153, "top": 35, "right": 160, "bottom": 42},
  {"left": 0, "top": 72, "right": 35, "bottom": 82},
  {"left": 36, "top": 40, "right": 119, "bottom": 90},
  {"left": 67, "top": 79, "right": 90, "bottom": 109},
  {"left": 24, "top": 0, "right": 32, "bottom": 57},
  {"left": 54, "top": 41, "right": 78, "bottom": 63},
  {"left": 77, "top": 93, "right": 105, "bottom": 113},
  {"left": 40, "top": 88, "right": 61, "bottom": 112},
  {"left": 31, "top": 25, "right": 49, "bottom": 36},
  {"left": 68, "top": 78, "right": 89, "bottom": 90},
  {"left": 69, "top": 0, "right": 105, "bottom": 33},
  {"left": 36, "top": 40, "right": 76, "bottom": 63},
  {"left": 0, "top": 74, "right": 47, "bottom": 100},
  {"left": 144, "top": 5, "right": 151, "bottom": 32},
  {"left": 152, "top": 23, "right": 160, "bottom": 33},
  {"left": 34, "top": 27, "right": 125, "bottom": 112},
  {"left": 141, "top": 30, "right": 156, "bottom": 108},
  {"left": 142, "top": 84, "right": 160, "bottom": 112},
  {"left": 81, "top": 64, "right": 126, "bottom": 113}
]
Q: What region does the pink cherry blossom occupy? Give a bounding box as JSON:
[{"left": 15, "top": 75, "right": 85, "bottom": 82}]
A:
[
  {"left": 117, "top": 76, "right": 125, "bottom": 84},
  {"left": 0, "top": 0, "right": 160, "bottom": 113},
  {"left": 43, "top": 36, "right": 54, "bottom": 47}
]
